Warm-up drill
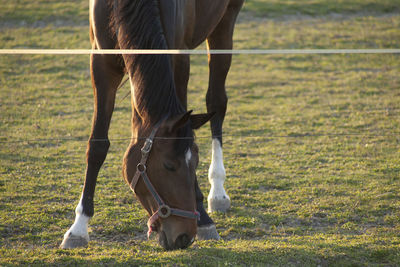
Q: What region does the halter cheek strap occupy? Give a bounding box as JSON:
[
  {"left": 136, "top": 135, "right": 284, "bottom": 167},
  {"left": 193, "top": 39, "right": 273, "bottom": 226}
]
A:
[{"left": 129, "top": 117, "right": 200, "bottom": 238}]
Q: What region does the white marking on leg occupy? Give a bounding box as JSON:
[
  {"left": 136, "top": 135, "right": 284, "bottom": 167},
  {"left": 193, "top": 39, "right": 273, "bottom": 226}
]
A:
[
  {"left": 185, "top": 148, "right": 192, "bottom": 166},
  {"left": 208, "top": 139, "right": 230, "bottom": 211},
  {"left": 63, "top": 198, "right": 90, "bottom": 241}
]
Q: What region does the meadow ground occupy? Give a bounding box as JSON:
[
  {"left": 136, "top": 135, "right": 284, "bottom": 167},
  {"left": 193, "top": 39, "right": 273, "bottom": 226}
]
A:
[{"left": 1, "top": 0, "right": 400, "bottom": 266}]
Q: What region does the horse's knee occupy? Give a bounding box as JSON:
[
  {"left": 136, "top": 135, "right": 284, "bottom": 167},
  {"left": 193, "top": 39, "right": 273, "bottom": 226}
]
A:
[
  {"left": 86, "top": 139, "right": 110, "bottom": 166},
  {"left": 207, "top": 91, "right": 227, "bottom": 107}
]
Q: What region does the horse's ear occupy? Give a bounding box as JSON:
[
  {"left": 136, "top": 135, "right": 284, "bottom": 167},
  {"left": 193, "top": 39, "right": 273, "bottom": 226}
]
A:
[
  {"left": 167, "top": 110, "right": 193, "bottom": 132},
  {"left": 190, "top": 112, "right": 215, "bottom": 130}
]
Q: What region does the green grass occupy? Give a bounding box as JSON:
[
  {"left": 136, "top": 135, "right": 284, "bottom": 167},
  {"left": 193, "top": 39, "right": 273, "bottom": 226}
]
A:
[
  {"left": 1, "top": 1, "right": 400, "bottom": 266},
  {"left": 2, "top": 0, "right": 399, "bottom": 24},
  {"left": 242, "top": 0, "right": 400, "bottom": 17},
  {"left": 0, "top": 0, "right": 88, "bottom": 25}
]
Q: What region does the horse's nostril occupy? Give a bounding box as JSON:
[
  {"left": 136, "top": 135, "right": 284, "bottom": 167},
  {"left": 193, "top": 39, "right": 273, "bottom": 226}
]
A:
[{"left": 174, "top": 234, "right": 191, "bottom": 249}]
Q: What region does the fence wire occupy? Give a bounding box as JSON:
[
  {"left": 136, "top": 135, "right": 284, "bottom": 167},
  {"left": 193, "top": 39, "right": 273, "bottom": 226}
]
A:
[{"left": 1, "top": 131, "right": 399, "bottom": 144}]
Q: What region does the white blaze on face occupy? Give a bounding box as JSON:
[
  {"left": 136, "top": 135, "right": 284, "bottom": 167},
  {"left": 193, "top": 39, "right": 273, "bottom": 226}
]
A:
[{"left": 63, "top": 198, "right": 90, "bottom": 241}]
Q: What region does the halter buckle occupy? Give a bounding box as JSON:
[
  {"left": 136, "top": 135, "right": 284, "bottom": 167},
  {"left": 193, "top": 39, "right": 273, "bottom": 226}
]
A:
[
  {"left": 158, "top": 204, "right": 172, "bottom": 219},
  {"left": 141, "top": 138, "right": 153, "bottom": 154}
]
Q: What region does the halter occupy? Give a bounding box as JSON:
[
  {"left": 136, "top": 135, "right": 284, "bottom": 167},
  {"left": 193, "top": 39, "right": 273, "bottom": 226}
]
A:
[{"left": 129, "top": 116, "right": 200, "bottom": 238}]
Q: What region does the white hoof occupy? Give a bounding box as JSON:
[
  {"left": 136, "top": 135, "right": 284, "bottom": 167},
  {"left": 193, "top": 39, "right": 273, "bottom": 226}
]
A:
[
  {"left": 61, "top": 200, "right": 90, "bottom": 249},
  {"left": 208, "top": 195, "right": 231, "bottom": 213},
  {"left": 197, "top": 224, "right": 221, "bottom": 240},
  {"left": 60, "top": 232, "right": 89, "bottom": 249}
]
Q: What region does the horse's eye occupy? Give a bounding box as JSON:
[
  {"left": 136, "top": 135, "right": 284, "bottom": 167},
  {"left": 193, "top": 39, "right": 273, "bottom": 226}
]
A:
[{"left": 163, "top": 162, "right": 176, "bottom": 172}]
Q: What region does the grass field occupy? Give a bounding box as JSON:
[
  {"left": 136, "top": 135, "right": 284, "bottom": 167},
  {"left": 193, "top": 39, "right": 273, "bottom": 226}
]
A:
[{"left": 1, "top": 0, "right": 400, "bottom": 266}]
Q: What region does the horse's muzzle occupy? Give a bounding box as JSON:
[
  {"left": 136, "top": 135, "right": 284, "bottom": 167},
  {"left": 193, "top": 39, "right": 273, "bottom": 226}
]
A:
[{"left": 159, "top": 231, "right": 194, "bottom": 250}]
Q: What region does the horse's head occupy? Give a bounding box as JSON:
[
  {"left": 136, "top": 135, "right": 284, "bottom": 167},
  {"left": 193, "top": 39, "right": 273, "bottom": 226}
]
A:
[{"left": 123, "top": 111, "right": 213, "bottom": 250}]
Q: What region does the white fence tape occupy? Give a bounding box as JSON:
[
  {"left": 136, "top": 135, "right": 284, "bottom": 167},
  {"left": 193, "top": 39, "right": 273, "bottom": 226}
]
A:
[{"left": 0, "top": 49, "right": 400, "bottom": 55}]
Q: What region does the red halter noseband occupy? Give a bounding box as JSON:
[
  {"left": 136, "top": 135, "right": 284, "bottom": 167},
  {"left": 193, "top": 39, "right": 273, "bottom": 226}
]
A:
[{"left": 129, "top": 116, "right": 200, "bottom": 238}]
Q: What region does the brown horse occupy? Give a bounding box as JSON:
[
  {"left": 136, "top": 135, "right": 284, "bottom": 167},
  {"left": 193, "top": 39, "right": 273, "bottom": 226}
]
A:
[{"left": 60, "top": 0, "right": 243, "bottom": 250}]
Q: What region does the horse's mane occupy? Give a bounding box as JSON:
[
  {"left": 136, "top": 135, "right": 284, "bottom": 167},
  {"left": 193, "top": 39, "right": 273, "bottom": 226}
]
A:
[{"left": 112, "top": 0, "right": 193, "bottom": 155}]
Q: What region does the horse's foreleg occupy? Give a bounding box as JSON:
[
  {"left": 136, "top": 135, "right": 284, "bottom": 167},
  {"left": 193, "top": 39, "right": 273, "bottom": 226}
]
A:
[
  {"left": 60, "top": 53, "right": 123, "bottom": 249},
  {"left": 206, "top": 50, "right": 231, "bottom": 213},
  {"left": 205, "top": 4, "right": 242, "bottom": 213}
]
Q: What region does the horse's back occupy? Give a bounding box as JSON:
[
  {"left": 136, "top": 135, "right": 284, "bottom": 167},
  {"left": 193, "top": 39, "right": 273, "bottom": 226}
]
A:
[
  {"left": 90, "top": 0, "right": 242, "bottom": 50},
  {"left": 159, "top": 0, "right": 243, "bottom": 49}
]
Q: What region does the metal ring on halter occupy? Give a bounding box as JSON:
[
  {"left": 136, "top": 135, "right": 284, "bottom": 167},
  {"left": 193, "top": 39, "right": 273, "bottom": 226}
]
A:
[
  {"left": 137, "top": 163, "right": 146, "bottom": 173},
  {"left": 158, "top": 204, "right": 172, "bottom": 219}
]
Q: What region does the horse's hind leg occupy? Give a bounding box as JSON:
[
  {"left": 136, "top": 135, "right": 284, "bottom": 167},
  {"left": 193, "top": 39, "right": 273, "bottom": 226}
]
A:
[
  {"left": 60, "top": 51, "right": 123, "bottom": 248},
  {"left": 206, "top": 2, "right": 243, "bottom": 213}
]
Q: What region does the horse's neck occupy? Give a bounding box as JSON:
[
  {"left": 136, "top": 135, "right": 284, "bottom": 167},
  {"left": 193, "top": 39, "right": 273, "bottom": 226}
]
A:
[{"left": 114, "top": 0, "right": 184, "bottom": 124}]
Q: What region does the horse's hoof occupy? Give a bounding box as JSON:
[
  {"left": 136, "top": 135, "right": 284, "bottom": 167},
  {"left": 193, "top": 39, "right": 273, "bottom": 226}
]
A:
[
  {"left": 207, "top": 196, "right": 230, "bottom": 213},
  {"left": 60, "top": 233, "right": 89, "bottom": 249},
  {"left": 197, "top": 224, "right": 221, "bottom": 240}
]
